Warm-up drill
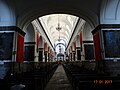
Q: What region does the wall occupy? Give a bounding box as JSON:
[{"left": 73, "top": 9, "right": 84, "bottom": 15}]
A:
[
  {"left": 81, "top": 22, "right": 94, "bottom": 61},
  {"left": 24, "top": 24, "right": 35, "bottom": 61},
  {"left": 0, "top": 0, "right": 16, "bottom": 26},
  {"left": 24, "top": 24, "right": 35, "bottom": 42},
  {"left": 100, "top": 0, "right": 120, "bottom": 24},
  {"left": 100, "top": 0, "right": 120, "bottom": 76}
]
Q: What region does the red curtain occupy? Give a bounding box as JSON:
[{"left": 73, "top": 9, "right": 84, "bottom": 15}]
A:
[
  {"left": 93, "top": 32, "right": 102, "bottom": 60},
  {"left": 44, "top": 42, "right": 47, "bottom": 51},
  {"left": 16, "top": 33, "right": 24, "bottom": 62},
  {"left": 74, "top": 40, "right": 76, "bottom": 50}
]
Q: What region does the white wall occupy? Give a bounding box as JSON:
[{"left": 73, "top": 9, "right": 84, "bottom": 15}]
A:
[
  {"left": 0, "top": 0, "right": 16, "bottom": 26},
  {"left": 100, "top": 0, "right": 120, "bottom": 24},
  {"left": 83, "top": 22, "right": 93, "bottom": 41},
  {"left": 24, "top": 23, "right": 35, "bottom": 42},
  {"left": 76, "top": 35, "right": 80, "bottom": 47}
]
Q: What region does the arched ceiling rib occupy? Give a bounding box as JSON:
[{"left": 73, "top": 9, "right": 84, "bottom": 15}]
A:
[
  {"left": 39, "top": 14, "right": 79, "bottom": 47},
  {"left": 51, "top": 32, "right": 69, "bottom": 41}
]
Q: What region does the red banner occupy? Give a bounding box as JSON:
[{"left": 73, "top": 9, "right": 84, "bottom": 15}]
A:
[
  {"left": 16, "top": 33, "right": 24, "bottom": 62},
  {"left": 93, "top": 32, "right": 102, "bottom": 60},
  {"left": 74, "top": 40, "right": 76, "bottom": 50},
  {"left": 44, "top": 42, "right": 47, "bottom": 51}
]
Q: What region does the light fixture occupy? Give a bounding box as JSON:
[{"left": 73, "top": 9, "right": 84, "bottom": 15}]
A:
[
  {"left": 56, "top": 14, "right": 62, "bottom": 41},
  {"left": 56, "top": 23, "right": 62, "bottom": 31}
]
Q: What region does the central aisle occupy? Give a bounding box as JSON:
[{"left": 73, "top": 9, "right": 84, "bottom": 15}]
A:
[{"left": 45, "top": 65, "right": 73, "bottom": 90}]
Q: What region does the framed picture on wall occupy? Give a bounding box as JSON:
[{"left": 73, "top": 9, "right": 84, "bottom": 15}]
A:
[
  {"left": 0, "top": 32, "right": 14, "bottom": 60},
  {"left": 103, "top": 30, "right": 120, "bottom": 59}
]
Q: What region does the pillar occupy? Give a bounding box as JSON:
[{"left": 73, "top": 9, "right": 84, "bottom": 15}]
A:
[
  {"left": 71, "top": 42, "right": 75, "bottom": 61},
  {"left": 48, "top": 47, "right": 50, "bottom": 62},
  {"left": 92, "top": 25, "right": 103, "bottom": 72},
  {"left": 48, "top": 52, "right": 50, "bottom": 62},
  {"left": 44, "top": 51, "right": 48, "bottom": 62},
  {"left": 34, "top": 32, "right": 40, "bottom": 62},
  {"left": 0, "top": 26, "right": 25, "bottom": 74},
  {"left": 72, "top": 51, "right": 76, "bottom": 61},
  {"left": 76, "top": 47, "right": 81, "bottom": 60},
  {"left": 92, "top": 24, "right": 120, "bottom": 74},
  {"left": 16, "top": 30, "right": 25, "bottom": 73},
  {"left": 70, "top": 53, "right": 72, "bottom": 61},
  {"left": 44, "top": 42, "right": 48, "bottom": 62},
  {"left": 38, "top": 48, "right": 43, "bottom": 62},
  {"left": 50, "top": 49, "right": 54, "bottom": 62},
  {"left": 24, "top": 42, "right": 35, "bottom": 61}
]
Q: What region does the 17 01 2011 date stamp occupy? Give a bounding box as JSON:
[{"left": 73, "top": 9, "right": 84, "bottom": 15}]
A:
[{"left": 93, "top": 80, "right": 112, "bottom": 84}]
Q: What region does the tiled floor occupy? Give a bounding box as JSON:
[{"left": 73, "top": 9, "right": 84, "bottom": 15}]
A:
[{"left": 45, "top": 65, "right": 73, "bottom": 90}]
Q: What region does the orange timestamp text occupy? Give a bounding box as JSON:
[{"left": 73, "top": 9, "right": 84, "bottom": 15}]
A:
[{"left": 94, "top": 80, "right": 112, "bottom": 84}]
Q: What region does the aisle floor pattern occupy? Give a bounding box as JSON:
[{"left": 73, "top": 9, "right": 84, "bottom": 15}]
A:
[{"left": 45, "top": 65, "right": 73, "bottom": 90}]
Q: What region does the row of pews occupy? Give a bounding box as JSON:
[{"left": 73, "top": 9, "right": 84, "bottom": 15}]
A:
[
  {"left": 63, "top": 62, "right": 120, "bottom": 90},
  {"left": 0, "top": 62, "right": 58, "bottom": 90}
]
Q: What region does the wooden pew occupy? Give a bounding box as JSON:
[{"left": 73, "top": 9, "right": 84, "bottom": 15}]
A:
[{"left": 63, "top": 63, "right": 120, "bottom": 90}]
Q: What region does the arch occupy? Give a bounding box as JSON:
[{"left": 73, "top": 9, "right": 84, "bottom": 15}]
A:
[
  {"left": 100, "top": 0, "right": 120, "bottom": 24},
  {"left": 24, "top": 23, "right": 35, "bottom": 61},
  {"left": 0, "top": 0, "right": 16, "bottom": 26},
  {"left": 55, "top": 43, "right": 66, "bottom": 48},
  {"left": 82, "top": 22, "right": 93, "bottom": 41},
  {"left": 17, "top": 3, "right": 99, "bottom": 30},
  {"left": 55, "top": 44, "right": 66, "bottom": 54},
  {"left": 24, "top": 23, "right": 35, "bottom": 42}
]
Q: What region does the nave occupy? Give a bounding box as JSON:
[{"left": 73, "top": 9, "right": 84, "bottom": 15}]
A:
[{"left": 45, "top": 65, "right": 72, "bottom": 90}]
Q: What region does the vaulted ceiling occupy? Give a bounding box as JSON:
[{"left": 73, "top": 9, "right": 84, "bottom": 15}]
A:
[{"left": 39, "top": 14, "right": 79, "bottom": 46}]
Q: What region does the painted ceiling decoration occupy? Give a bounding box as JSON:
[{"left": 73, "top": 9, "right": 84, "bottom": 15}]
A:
[{"left": 39, "top": 14, "right": 79, "bottom": 49}]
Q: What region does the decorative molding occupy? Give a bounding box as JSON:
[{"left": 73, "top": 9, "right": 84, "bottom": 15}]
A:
[
  {"left": 0, "top": 26, "right": 26, "bottom": 36},
  {"left": 83, "top": 41, "right": 93, "bottom": 43},
  {"left": 24, "top": 42, "right": 36, "bottom": 44},
  {"left": 92, "top": 24, "right": 120, "bottom": 34},
  {"left": 76, "top": 47, "right": 81, "bottom": 49}
]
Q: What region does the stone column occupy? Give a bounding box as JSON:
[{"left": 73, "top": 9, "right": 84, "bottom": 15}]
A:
[
  {"left": 76, "top": 47, "right": 81, "bottom": 60},
  {"left": 72, "top": 51, "right": 76, "bottom": 61},
  {"left": 44, "top": 51, "right": 48, "bottom": 62},
  {"left": 92, "top": 25, "right": 104, "bottom": 73},
  {"left": 70, "top": 53, "right": 72, "bottom": 61},
  {"left": 38, "top": 48, "right": 44, "bottom": 62}
]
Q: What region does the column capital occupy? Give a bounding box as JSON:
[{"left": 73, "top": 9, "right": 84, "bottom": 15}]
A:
[{"left": 92, "top": 24, "right": 120, "bottom": 35}]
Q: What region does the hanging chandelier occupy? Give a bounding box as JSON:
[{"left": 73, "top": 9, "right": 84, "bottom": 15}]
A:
[
  {"left": 56, "top": 23, "right": 62, "bottom": 31},
  {"left": 56, "top": 14, "right": 62, "bottom": 41}
]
